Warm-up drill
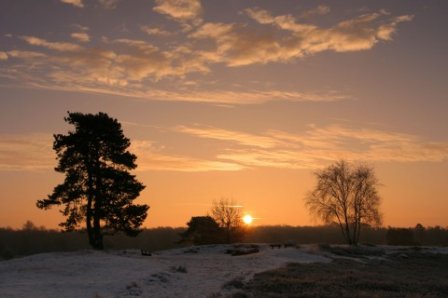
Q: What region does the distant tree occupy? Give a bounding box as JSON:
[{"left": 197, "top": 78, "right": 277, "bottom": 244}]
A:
[
  {"left": 386, "top": 227, "right": 415, "bottom": 245},
  {"left": 37, "top": 112, "right": 149, "bottom": 250},
  {"left": 22, "top": 220, "right": 38, "bottom": 231},
  {"left": 210, "top": 198, "right": 243, "bottom": 243},
  {"left": 305, "top": 160, "right": 382, "bottom": 245},
  {"left": 180, "top": 216, "right": 224, "bottom": 245},
  {"left": 414, "top": 223, "right": 426, "bottom": 245}
]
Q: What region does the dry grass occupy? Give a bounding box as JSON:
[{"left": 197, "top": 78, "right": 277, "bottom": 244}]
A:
[{"left": 228, "top": 249, "right": 448, "bottom": 297}]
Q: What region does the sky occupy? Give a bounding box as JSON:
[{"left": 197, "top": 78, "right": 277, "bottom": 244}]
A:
[{"left": 0, "top": 0, "right": 447, "bottom": 229}]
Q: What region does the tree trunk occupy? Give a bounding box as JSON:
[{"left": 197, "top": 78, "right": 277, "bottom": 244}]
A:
[
  {"left": 86, "top": 169, "right": 95, "bottom": 248},
  {"left": 87, "top": 163, "right": 103, "bottom": 250},
  {"left": 92, "top": 217, "right": 103, "bottom": 249},
  {"left": 86, "top": 196, "right": 94, "bottom": 247},
  {"left": 93, "top": 172, "right": 104, "bottom": 250},
  {"left": 226, "top": 225, "right": 231, "bottom": 244}
]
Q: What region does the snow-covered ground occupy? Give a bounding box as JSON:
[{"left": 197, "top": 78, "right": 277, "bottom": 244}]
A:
[
  {"left": 2, "top": 244, "right": 447, "bottom": 297},
  {"left": 0, "top": 244, "right": 330, "bottom": 298}
]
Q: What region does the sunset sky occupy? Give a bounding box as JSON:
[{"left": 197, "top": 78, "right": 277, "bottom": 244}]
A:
[{"left": 1, "top": 0, "right": 447, "bottom": 229}]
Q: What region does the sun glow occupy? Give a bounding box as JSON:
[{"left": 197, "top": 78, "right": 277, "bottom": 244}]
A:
[{"left": 243, "top": 214, "right": 253, "bottom": 225}]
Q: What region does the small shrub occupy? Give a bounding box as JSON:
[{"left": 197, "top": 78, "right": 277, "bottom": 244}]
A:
[
  {"left": 231, "top": 292, "right": 249, "bottom": 298},
  {"left": 125, "top": 281, "right": 142, "bottom": 296},
  {"left": 0, "top": 248, "right": 15, "bottom": 260},
  {"left": 170, "top": 265, "right": 187, "bottom": 273},
  {"left": 223, "top": 277, "right": 245, "bottom": 289},
  {"left": 226, "top": 248, "right": 259, "bottom": 256},
  {"left": 183, "top": 247, "right": 199, "bottom": 254},
  {"left": 317, "top": 243, "right": 330, "bottom": 250},
  {"left": 148, "top": 272, "right": 170, "bottom": 283}
]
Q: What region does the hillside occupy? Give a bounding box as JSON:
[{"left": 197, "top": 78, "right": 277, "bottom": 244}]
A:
[
  {"left": 1, "top": 244, "right": 447, "bottom": 297},
  {"left": 0, "top": 244, "right": 329, "bottom": 297}
]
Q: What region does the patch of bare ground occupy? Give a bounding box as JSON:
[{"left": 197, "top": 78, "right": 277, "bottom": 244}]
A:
[{"left": 225, "top": 248, "right": 448, "bottom": 298}]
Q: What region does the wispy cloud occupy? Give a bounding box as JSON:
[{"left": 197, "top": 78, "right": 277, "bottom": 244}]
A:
[
  {"left": 11, "top": 80, "right": 348, "bottom": 105},
  {"left": 98, "top": 0, "right": 119, "bottom": 9},
  {"left": 153, "top": 0, "right": 202, "bottom": 22},
  {"left": 0, "top": 134, "right": 243, "bottom": 172},
  {"left": 0, "top": 134, "right": 54, "bottom": 171},
  {"left": 192, "top": 8, "right": 414, "bottom": 66},
  {"left": 72, "top": 24, "right": 89, "bottom": 31},
  {"left": 300, "top": 5, "right": 331, "bottom": 19},
  {"left": 0, "top": 6, "right": 412, "bottom": 104},
  {"left": 141, "top": 26, "right": 172, "bottom": 37},
  {"left": 70, "top": 32, "right": 90, "bottom": 43},
  {"left": 6, "top": 50, "right": 47, "bottom": 59},
  {"left": 20, "top": 36, "right": 82, "bottom": 52},
  {"left": 2, "top": 124, "right": 446, "bottom": 173},
  {"left": 178, "top": 124, "right": 448, "bottom": 169},
  {"left": 131, "top": 140, "right": 244, "bottom": 172},
  {"left": 1, "top": 33, "right": 349, "bottom": 104},
  {"left": 176, "top": 125, "right": 284, "bottom": 148},
  {"left": 60, "top": 0, "right": 84, "bottom": 8}
]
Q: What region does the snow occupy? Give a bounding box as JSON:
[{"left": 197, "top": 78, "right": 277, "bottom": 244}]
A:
[{"left": 0, "top": 244, "right": 330, "bottom": 297}]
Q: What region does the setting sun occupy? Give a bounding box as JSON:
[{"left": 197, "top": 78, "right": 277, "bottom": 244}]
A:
[{"left": 243, "top": 214, "right": 253, "bottom": 225}]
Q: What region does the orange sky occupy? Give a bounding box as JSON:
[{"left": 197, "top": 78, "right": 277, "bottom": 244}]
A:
[
  {"left": 1, "top": 161, "right": 447, "bottom": 229},
  {"left": 0, "top": 0, "right": 447, "bottom": 229}
]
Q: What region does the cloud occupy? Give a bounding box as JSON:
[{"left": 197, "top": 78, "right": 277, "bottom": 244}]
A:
[
  {"left": 245, "top": 8, "right": 316, "bottom": 33},
  {"left": 108, "top": 38, "right": 206, "bottom": 80},
  {"left": 0, "top": 7, "right": 412, "bottom": 104},
  {"left": 177, "top": 124, "right": 448, "bottom": 169},
  {"left": 191, "top": 22, "right": 287, "bottom": 66},
  {"left": 3, "top": 124, "right": 446, "bottom": 173},
  {"left": 217, "top": 149, "right": 312, "bottom": 169},
  {"left": 0, "top": 134, "right": 54, "bottom": 171},
  {"left": 12, "top": 80, "right": 348, "bottom": 105},
  {"left": 141, "top": 26, "right": 172, "bottom": 36},
  {"left": 153, "top": 0, "right": 202, "bottom": 21},
  {"left": 6, "top": 36, "right": 202, "bottom": 87},
  {"left": 190, "top": 8, "right": 414, "bottom": 66},
  {"left": 6, "top": 50, "right": 47, "bottom": 59},
  {"left": 98, "top": 0, "right": 119, "bottom": 9},
  {"left": 60, "top": 0, "right": 84, "bottom": 8},
  {"left": 300, "top": 125, "right": 448, "bottom": 163},
  {"left": 176, "top": 125, "right": 284, "bottom": 148},
  {"left": 377, "top": 15, "right": 414, "bottom": 40},
  {"left": 0, "top": 134, "right": 243, "bottom": 172},
  {"left": 131, "top": 140, "right": 244, "bottom": 172},
  {"left": 71, "top": 32, "right": 90, "bottom": 43},
  {"left": 300, "top": 5, "right": 330, "bottom": 18},
  {"left": 72, "top": 24, "right": 89, "bottom": 31},
  {"left": 21, "top": 36, "right": 82, "bottom": 52}
]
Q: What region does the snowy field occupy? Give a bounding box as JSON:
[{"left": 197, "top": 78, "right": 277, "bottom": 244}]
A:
[
  {"left": 0, "top": 244, "right": 330, "bottom": 297},
  {"left": 2, "top": 244, "right": 447, "bottom": 297}
]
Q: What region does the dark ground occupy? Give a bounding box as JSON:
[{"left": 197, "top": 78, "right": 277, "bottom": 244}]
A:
[{"left": 223, "top": 247, "right": 448, "bottom": 298}]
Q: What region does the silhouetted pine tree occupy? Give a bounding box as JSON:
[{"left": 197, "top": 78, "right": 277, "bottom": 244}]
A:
[
  {"left": 37, "top": 112, "right": 149, "bottom": 250},
  {"left": 181, "top": 216, "right": 224, "bottom": 245}
]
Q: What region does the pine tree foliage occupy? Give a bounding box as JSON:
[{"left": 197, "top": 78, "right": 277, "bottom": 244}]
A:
[
  {"left": 37, "top": 112, "right": 149, "bottom": 249},
  {"left": 180, "top": 216, "right": 224, "bottom": 245}
]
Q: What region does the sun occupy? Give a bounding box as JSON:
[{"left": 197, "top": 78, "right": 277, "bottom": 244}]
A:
[{"left": 243, "top": 214, "right": 253, "bottom": 225}]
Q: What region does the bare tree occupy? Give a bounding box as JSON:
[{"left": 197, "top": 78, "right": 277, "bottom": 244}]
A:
[
  {"left": 305, "top": 160, "right": 382, "bottom": 245},
  {"left": 210, "top": 198, "right": 243, "bottom": 243}
]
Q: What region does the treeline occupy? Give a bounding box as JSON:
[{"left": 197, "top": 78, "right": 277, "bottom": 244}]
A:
[
  {"left": 244, "top": 225, "right": 386, "bottom": 245},
  {"left": 0, "top": 222, "right": 185, "bottom": 260},
  {"left": 1, "top": 223, "right": 447, "bottom": 260},
  {"left": 245, "top": 224, "right": 448, "bottom": 246}
]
